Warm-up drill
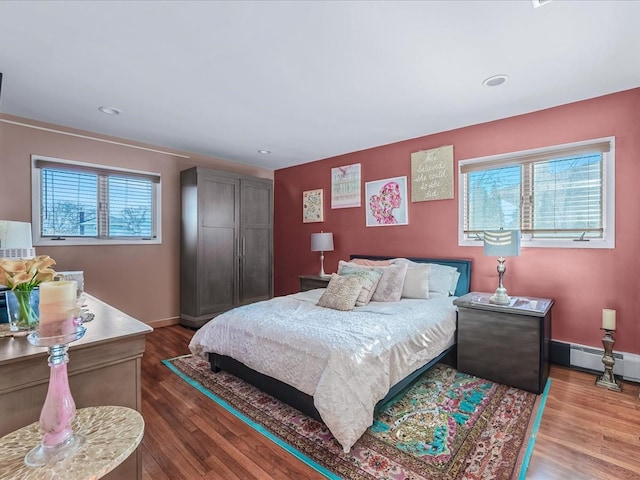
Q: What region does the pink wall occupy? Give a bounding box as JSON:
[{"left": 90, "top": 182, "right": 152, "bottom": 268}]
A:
[
  {"left": 0, "top": 114, "right": 273, "bottom": 325},
  {"left": 274, "top": 88, "right": 640, "bottom": 355}
]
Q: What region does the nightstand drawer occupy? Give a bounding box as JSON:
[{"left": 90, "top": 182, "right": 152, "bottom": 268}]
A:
[
  {"left": 454, "top": 292, "right": 553, "bottom": 394},
  {"left": 457, "top": 308, "right": 542, "bottom": 393},
  {"left": 298, "top": 275, "right": 330, "bottom": 292}
]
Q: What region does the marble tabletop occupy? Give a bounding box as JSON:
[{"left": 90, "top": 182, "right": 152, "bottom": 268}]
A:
[{"left": 0, "top": 405, "right": 144, "bottom": 480}]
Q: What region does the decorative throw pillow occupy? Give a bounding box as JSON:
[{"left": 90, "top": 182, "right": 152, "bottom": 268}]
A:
[
  {"left": 349, "top": 258, "right": 392, "bottom": 267},
  {"left": 338, "top": 260, "right": 407, "bottom": 302},
  {"left": 339, "top": 267, "right": 383, "bottom": 306},
  {"left": 401, "top": 265, "right": 430, "bottom": 299},
  {"left": 371, "top": 263, "right": 407, "bottom": 302},
  {"left": 317, "top": 274, "right": 363, "bottom": 311}
]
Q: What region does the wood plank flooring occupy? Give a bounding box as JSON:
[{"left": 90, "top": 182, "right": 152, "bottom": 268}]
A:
[{"left": 141, "top": 325, "right": 640, "bottom": 479}]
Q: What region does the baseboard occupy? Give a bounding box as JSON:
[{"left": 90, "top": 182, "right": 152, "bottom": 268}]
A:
[
  {"left": 148, "top": 316, "right": 181, "bottom": 328},
  {"left": 551, "top": 340, "right": 640, "bottom": 382}
]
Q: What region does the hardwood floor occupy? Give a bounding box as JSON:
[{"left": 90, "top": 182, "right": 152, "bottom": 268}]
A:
[{"left": 141, "top": 325, "right": 640, "bottom": 479}]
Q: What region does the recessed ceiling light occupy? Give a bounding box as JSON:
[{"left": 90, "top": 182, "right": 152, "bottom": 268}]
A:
[
  {"left": 532, "top": 0, "right": 553, "bottom": 7},
  {"left": 98, "top": 106, "right": 122, "bottom": 115},
  {"left": 258, "top": 149, "right": 271, "bottom": 154},
  {"left": 482, "top": 74, "right": 509, "bottom": 88}
]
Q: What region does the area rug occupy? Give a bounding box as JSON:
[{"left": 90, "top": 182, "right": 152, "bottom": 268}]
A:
[{"left": 163, "top": 355, "right": 549, "bottom": 480}]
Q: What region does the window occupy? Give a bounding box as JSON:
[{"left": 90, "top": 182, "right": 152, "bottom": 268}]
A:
[
  {"left": 458, "top": 137, "right": 614, "bottom": 249},
  {"left": 31, "top": 156, "right": 162, "bottom": 245}
]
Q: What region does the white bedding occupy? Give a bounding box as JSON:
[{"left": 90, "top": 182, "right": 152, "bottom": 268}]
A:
[{"left": 189, "top": 288, "right": 457, "bottom": 452}]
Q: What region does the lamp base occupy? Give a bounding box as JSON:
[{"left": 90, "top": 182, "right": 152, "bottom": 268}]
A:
[
  {"left": 489, "top": 288, "right": 511, "bottom": 306},
  {"left": 595, "top": 329, "right": 623, "bottom": 392},
  {"left": 595, "top": 374, "right": 622, "bottom": 392}
]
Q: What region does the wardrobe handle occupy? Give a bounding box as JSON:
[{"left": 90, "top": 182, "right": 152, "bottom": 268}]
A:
[{"left": 242, "top": 237, "right": 246, "bottom": 256}]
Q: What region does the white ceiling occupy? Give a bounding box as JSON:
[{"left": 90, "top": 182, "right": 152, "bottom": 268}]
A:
[{"left": 1, "top": 1, "right": 639, "bottom": 170}]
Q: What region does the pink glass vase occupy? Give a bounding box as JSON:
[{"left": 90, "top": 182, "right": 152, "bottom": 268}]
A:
[{"left": 25, "top": 326, "right": 86, "bottom": 467}]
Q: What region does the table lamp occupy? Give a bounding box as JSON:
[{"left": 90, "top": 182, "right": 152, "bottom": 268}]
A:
[
  {"left": 311, "top": 231, "right": 334, "bottom": 278},
  {"left": 484, "top": 230, "right": 520, "bottom": 305},
  {"left": 0, "top": 220, "right": 36, "bottom": 259}
]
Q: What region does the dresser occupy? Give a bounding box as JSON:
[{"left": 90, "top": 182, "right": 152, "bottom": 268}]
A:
[{"left": 0, "top": 294, "right": 152, "bottom": 480}]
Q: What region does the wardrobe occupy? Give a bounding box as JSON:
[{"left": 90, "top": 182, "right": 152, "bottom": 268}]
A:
[{"left": 180, "top": 167, "right": 273, "bottom": 328}]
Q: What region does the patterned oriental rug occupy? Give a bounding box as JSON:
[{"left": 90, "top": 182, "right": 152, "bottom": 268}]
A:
[{"left": 164, "top": 355, "right": 549, "bottom": 480}]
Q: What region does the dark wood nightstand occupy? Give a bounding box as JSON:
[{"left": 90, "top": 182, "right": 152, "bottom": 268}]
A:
[
  {"left": 298, "top": 274, "right": 331, "bottom": 292},
  {"left": 453, "top": 292, "right": 553, "bottom": 394}
]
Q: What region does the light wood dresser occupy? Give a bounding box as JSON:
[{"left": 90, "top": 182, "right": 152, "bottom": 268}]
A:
[{"left": 0, "top": 294, "right": 152, "bottom": 480}]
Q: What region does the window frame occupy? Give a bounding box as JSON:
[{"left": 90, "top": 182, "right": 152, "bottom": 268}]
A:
[
  {"left": 458, "top": 137, "right": 615, "bottom": 249},
  {"left": 31, "top": 155, "right": 162, "bottom": 246}
]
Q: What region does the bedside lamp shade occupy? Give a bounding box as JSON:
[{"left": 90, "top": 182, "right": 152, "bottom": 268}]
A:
[
  {"left": 483, "top": 230, "right": 520, "bottom": 258},
  {"left": 311, "top": 232, "right": 334, "bottom": 253},
  {"left": 311, "top": 232, "right": 334, "bottom": 277},
  {"left": 0, "top": 220, "right": 36, "bottom": 259},
  {"left": 484, "top": 230, "right": 520, "bottom": 305}
]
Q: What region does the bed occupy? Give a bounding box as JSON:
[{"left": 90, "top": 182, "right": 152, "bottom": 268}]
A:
[{"left": 189, "top": 255, "right": 472, "bottom": 452}]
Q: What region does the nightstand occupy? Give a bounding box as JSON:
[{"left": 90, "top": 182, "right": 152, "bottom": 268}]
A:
[
  {"left": 298, "top": 274, "right": 331, "bottom": 292},
  {"left": 453, "top": 292, "right": 553, "bottom": 394}
]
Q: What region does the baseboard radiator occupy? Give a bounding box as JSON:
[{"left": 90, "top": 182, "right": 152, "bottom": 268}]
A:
[{"left": 569, "top": 343, "right": 640, "bottom": 382}]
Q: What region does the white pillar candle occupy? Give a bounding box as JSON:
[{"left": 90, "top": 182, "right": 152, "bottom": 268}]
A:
[
  {"left": 602, "top": 309, "right": 616, "bottom": 330},
  {"left": 39, "top": 280, "right": 77, "bottom": 337}
]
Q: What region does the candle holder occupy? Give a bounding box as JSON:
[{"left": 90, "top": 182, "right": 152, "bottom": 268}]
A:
[
  {"left": 24, "top": 324, "right": 87, "bottom": 467},
  {"left": 595, "top": 328, "right": 622, "bottom": 392}
]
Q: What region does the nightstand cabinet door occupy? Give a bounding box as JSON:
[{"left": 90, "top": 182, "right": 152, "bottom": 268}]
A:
[{"left": 457, "top": 307, "right": 551, "bottom": 394}]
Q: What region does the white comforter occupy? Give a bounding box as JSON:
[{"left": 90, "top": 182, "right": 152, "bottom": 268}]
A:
[{"left": 189, "top": 289, "right": 457, "bottom": 452}]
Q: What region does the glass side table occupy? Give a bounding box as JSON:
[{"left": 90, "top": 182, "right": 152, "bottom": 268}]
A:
[{"left": 0, "top": 406, "right": 144, "bottom": 480}]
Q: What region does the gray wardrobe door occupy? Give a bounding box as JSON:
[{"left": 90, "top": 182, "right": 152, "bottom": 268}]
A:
[
  {"left": 199, "top": 174, "right": 240, "bottom": 315},
  {"left": 239, "top": 179, "right": 273, "bottom": 305}
]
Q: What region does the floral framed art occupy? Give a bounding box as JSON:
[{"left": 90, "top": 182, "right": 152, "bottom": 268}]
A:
[
  {"left": 365, "top": 176, "right": 408, "bottom": 226},
  {"left": 303, "top": 189, "right": 324, "bottom": 223}
]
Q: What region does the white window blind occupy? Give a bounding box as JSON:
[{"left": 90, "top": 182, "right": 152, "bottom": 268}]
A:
[
  {"left": 459, "top": 138, "right": 614, "bottom": 248},
  {"left": 32, "top": 156, "right": 161, "bottom": 245}
]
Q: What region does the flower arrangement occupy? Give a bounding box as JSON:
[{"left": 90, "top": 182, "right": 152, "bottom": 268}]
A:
[{"left": 0, "top": 255, "right": 57, "bottom": 330}]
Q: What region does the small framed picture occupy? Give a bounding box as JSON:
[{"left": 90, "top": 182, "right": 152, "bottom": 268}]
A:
[
  {"left": 411, "top": 145, "right": 454, "bottom": 202},
  {"left": 365, "top": 176, "right": 408, "bottom": 227},
  {"left": 303, "top": 189, "right": 324, "bottom": 223},
  {"left": 331, "top": 163, "right": 361, "bottom": 209}
]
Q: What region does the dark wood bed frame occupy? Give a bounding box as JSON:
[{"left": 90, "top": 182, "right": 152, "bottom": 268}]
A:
[{"left": 209, "top": 255, "right": 472, "bottom": 422}]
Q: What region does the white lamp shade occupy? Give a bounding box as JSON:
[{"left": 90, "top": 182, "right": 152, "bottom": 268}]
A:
[
  {"left": 0, "top": 220, "right": 36, "bottom": 259},
  {"left": 483, "top": 230, "right": 520, "bottom": 257},
  {"left": 311, "top": 232, "right": 334, "bottom": 252}
]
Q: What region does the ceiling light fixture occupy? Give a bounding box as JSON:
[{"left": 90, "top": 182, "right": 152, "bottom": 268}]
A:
[
  {"left": 98, "top": 106, "right": 122, "bottom": 115},
  {"left": 258, "top": 149, "right": 271, "bottom": 154},
  {"left": 482, "top": 74, "right": 509, "bottom": 88},
  {"left": 531, "top": 0, "right": 553, "bottom": 7}
]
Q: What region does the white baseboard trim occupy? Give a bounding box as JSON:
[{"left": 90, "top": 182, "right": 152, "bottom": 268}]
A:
[{"left": 570, "top": 343, "right": 640, "bottom": 382}]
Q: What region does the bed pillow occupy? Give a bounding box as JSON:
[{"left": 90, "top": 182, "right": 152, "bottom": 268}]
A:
[
  {"left": 391, "top": 258, "right": 459, "bottom": 297},
  {"left": 338, "top": 261, "right": 407, "bottom": 302},
  {"left": 401, "top": 265, "right": 430, "bottom": 299},
  {"left": 349, "top": 258, "right": 392, "bottom": 267},
  {"left": 317, "top": 274, "right": 363, "bottom": 311},
  {"left": 339, "top": 267, "right": 383, "bottom": 306},
  {"left": 449, "top": 271, "right": 461, "bottom": 296},
  {"left": 371, "top": 263, "right": 407, "bottom": 302}
]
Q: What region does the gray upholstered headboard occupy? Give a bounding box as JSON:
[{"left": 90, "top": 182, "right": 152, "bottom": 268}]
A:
[{"left": 349, "top": 255, "right": 472, "bottom": 296}]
